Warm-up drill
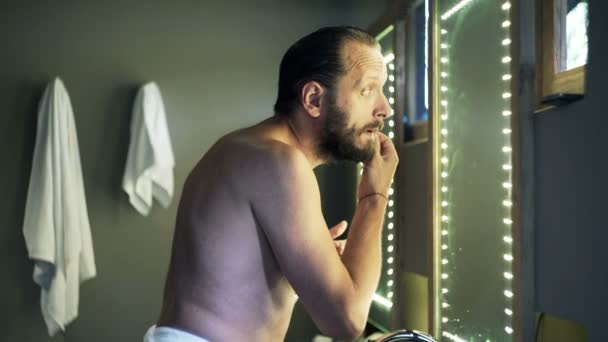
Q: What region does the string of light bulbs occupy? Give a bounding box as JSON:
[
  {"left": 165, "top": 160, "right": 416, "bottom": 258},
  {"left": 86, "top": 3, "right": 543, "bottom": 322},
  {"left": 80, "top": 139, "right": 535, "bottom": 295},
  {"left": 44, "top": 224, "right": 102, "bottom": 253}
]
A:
[
  {"left": 369, "top": 50, "right": 397, "bottom": 309},
  {"left": 499, "top": 1, "right": 515, "bottom": 337}
]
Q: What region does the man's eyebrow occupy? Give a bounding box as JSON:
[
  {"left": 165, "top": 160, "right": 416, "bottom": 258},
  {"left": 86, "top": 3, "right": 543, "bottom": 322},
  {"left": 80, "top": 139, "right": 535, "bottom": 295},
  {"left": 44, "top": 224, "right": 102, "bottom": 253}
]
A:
[{"left": 353, "top": 75, "right": 381, "bottom": 88}]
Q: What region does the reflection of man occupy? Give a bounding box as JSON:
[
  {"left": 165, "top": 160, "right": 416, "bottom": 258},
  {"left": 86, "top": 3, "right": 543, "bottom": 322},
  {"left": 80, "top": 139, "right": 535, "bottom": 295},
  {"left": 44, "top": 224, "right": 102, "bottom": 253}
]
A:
[{"left": 145, "top": 26, "right": 398, "bottom": 342}]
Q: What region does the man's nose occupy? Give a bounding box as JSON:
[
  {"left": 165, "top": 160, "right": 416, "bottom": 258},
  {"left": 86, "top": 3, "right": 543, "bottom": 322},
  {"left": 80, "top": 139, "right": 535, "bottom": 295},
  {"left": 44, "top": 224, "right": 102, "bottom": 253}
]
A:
[{"left": 374, "top": 93, "right": 393, "bottom": 120}]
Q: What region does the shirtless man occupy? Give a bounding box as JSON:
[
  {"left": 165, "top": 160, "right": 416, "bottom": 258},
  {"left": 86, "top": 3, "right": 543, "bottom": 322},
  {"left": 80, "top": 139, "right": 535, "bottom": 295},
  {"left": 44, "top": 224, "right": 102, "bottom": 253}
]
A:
[{"left": 146, "top": 26, "right": 398, "bottom": 341}]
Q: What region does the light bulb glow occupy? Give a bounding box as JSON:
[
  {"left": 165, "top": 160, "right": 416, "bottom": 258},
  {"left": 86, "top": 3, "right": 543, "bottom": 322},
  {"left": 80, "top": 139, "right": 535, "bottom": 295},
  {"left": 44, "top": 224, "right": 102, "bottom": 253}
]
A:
[
  {"left": 441, "top": 0, "right": 474, "bottom": 21},
  {"left": 372, "top": 293, "right": 393, "bottom": 308},
  {"left": 383, "top": 53, "right": 395, "bottom": 63}
]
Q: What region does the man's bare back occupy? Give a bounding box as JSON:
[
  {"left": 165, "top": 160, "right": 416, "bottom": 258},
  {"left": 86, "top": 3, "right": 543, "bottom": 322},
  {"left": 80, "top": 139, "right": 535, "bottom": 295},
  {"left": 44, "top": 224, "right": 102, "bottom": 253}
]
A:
[
  {"left": 157, "top": 119, "right": 308, "bottom": 341},
  {"left": 154, "top": 27, "right": 398, "bottom": 342}
]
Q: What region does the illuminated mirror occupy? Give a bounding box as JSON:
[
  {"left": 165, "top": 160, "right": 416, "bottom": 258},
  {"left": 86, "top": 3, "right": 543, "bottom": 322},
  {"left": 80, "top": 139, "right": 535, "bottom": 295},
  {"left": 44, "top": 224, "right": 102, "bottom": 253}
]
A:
[{"left": 433, "top": 0, "right": 518, "bottom": 341}]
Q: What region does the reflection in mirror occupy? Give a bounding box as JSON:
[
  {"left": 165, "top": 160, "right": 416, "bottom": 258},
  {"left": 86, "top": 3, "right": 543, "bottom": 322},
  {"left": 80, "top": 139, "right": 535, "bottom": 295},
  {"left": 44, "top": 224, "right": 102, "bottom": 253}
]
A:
[{"left": 434, "top": 0, "right": 516, "bottom": 341}]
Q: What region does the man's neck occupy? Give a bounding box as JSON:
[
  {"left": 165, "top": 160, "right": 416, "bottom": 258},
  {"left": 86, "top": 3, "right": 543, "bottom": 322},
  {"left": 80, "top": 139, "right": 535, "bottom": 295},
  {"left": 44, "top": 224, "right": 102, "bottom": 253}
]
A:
[{"left": 270, "top": 115, "right": 327, "bottom": 169}]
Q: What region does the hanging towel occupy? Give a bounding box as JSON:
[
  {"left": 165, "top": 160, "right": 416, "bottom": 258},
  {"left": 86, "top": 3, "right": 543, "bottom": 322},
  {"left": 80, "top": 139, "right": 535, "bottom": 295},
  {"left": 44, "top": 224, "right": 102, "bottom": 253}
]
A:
[
  {"left": 122, "top": 82, "right": 175, "bottom": 216},
  {"left": 22, "top": 77, "right": 97, "bottom": 336}
]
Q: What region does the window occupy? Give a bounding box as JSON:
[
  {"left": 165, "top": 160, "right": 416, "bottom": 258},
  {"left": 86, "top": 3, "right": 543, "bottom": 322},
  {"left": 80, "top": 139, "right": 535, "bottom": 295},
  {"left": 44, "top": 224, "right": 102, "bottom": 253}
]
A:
[{"left": 538, "top": 0, "right": 588, "bottom": 106}]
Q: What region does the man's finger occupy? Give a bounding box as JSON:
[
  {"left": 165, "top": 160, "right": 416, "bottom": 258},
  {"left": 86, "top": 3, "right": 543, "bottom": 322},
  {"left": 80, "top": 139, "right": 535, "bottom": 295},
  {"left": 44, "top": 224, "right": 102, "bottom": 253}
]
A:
[
  {"left": 328, "top": 220, "right": 348, "bottom": 239},
  {"left": 334, "top": 239, "right": 347, "bottom": 255}
]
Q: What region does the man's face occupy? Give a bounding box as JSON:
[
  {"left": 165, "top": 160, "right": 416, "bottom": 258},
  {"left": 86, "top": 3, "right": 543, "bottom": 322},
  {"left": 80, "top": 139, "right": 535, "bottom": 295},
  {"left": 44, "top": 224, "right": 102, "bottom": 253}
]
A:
[{"left": 318, "top": 42, "right": 391, "bottom": 163}]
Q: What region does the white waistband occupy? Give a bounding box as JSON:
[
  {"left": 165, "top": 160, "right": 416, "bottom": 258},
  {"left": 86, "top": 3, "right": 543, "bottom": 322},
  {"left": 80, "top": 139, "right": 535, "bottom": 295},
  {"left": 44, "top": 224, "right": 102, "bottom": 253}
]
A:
[{"left": 144, "top": 325, "right": 210, "bottom": 342}]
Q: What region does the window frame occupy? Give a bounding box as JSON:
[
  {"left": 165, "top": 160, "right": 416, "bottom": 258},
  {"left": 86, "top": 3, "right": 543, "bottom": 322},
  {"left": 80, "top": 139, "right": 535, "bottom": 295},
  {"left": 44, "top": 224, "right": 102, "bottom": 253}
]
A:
[{"left": 537, "top": 0, "right": 587, "bottom": 108}]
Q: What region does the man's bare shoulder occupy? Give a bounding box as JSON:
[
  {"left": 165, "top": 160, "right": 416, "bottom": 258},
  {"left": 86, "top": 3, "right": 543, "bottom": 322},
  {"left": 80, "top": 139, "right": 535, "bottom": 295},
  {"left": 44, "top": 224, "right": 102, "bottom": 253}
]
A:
[
  {"left": 222, "top": 131, "right": 309, "bottom": 175},
  {"left": 214, "top": 131, "right": 314, "bottom": 201}
]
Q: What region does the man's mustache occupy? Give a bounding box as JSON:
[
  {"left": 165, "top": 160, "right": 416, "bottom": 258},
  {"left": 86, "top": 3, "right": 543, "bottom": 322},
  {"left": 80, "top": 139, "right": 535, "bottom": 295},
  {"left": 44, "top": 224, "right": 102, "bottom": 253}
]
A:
[{"left": 361, "top": 121, "right": 384, "bottom": 133}]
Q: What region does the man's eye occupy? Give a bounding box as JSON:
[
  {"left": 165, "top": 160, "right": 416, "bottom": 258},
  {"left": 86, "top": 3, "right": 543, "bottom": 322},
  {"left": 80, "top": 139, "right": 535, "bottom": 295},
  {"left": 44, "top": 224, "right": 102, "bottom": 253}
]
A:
[{"left": 362, "top": 88, "right": 372, "bottom": 96}]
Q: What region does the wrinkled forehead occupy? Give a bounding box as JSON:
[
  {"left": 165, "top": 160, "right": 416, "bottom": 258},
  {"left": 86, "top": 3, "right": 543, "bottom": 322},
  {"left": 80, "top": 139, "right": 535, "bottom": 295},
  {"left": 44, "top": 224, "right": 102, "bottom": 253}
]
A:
[{"left": 341, "top": 41, "right": 387, "bottom": 85}]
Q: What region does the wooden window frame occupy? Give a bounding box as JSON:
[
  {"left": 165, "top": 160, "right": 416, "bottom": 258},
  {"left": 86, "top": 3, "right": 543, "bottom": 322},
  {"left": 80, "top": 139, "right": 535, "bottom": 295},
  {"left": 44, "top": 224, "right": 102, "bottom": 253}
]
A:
[{"left": 537, "top": 0, "right": 586, "bottom": 108}]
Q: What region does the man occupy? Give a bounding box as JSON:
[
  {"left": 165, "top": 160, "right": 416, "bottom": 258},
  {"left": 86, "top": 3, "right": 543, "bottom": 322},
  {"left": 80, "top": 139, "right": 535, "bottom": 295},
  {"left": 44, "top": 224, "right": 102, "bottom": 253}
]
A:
[{"left": 146, "top": 26, "right": 398, "bottom": 342}]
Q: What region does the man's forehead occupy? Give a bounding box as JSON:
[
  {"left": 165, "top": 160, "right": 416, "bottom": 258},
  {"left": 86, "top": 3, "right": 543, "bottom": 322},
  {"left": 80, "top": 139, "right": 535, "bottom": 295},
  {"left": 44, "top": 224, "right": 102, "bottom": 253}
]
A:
[
  {"left": 342, "top": 42, "right": 386, "bottom": 78},
  {"left": 343, "top": 42, "right": 384, "bottom": 72}
]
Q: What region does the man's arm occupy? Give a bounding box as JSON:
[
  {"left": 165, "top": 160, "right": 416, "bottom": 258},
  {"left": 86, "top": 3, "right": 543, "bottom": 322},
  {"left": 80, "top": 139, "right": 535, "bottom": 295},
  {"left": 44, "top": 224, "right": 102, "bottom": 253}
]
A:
[{"left": 248, "top": 139, "right": 395, "bottom": 339}]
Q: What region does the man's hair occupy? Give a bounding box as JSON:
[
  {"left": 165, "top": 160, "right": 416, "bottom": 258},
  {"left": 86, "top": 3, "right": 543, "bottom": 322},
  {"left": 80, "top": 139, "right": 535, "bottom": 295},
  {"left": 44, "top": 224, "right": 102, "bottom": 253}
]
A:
[{"left": 273, "top": 26, "right": 378, "bottom": 116}]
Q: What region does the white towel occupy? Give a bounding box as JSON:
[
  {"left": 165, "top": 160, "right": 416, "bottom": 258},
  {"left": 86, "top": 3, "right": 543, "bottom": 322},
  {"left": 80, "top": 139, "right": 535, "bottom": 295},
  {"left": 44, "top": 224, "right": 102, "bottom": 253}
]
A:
[
  {"left": 22, "top": 77, "right": 97, "bottom": 336},
  {"left": 122, "top": 82, "right": 175, "bottom": 216}
]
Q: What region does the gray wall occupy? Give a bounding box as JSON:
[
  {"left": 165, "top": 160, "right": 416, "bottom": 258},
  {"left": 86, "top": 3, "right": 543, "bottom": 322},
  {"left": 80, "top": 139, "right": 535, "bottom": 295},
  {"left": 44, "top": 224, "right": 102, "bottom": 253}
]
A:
[
  {"left": 0, "top": 1, "right": 382, "bottom": 341},
  {"left": 534, "top": 1, "right": 608, "bottom": 341}
]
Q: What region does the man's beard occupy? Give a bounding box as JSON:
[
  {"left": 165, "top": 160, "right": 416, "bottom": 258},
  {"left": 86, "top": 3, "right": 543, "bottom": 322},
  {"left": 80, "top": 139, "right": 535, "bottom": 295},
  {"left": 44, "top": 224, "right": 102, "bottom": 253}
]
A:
[{"left": 317, "top": 95, "right": 380, "bottom": 163}]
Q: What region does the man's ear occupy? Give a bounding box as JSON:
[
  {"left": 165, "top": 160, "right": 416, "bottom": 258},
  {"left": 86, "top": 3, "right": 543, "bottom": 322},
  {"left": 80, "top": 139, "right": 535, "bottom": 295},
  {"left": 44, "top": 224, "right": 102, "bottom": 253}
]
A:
[{"left": 300, "top": 81, "right": 325, "bottom": 118}]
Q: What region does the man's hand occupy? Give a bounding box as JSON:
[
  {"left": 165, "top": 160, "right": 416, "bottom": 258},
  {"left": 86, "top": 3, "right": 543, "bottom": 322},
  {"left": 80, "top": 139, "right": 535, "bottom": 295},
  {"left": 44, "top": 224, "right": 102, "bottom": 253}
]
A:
[
  {"left": 329, "top": 220, "right": 348, "bottom": 255},
  {"left": 358, "top": 132, "right": 399, "bottom": 200}
]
